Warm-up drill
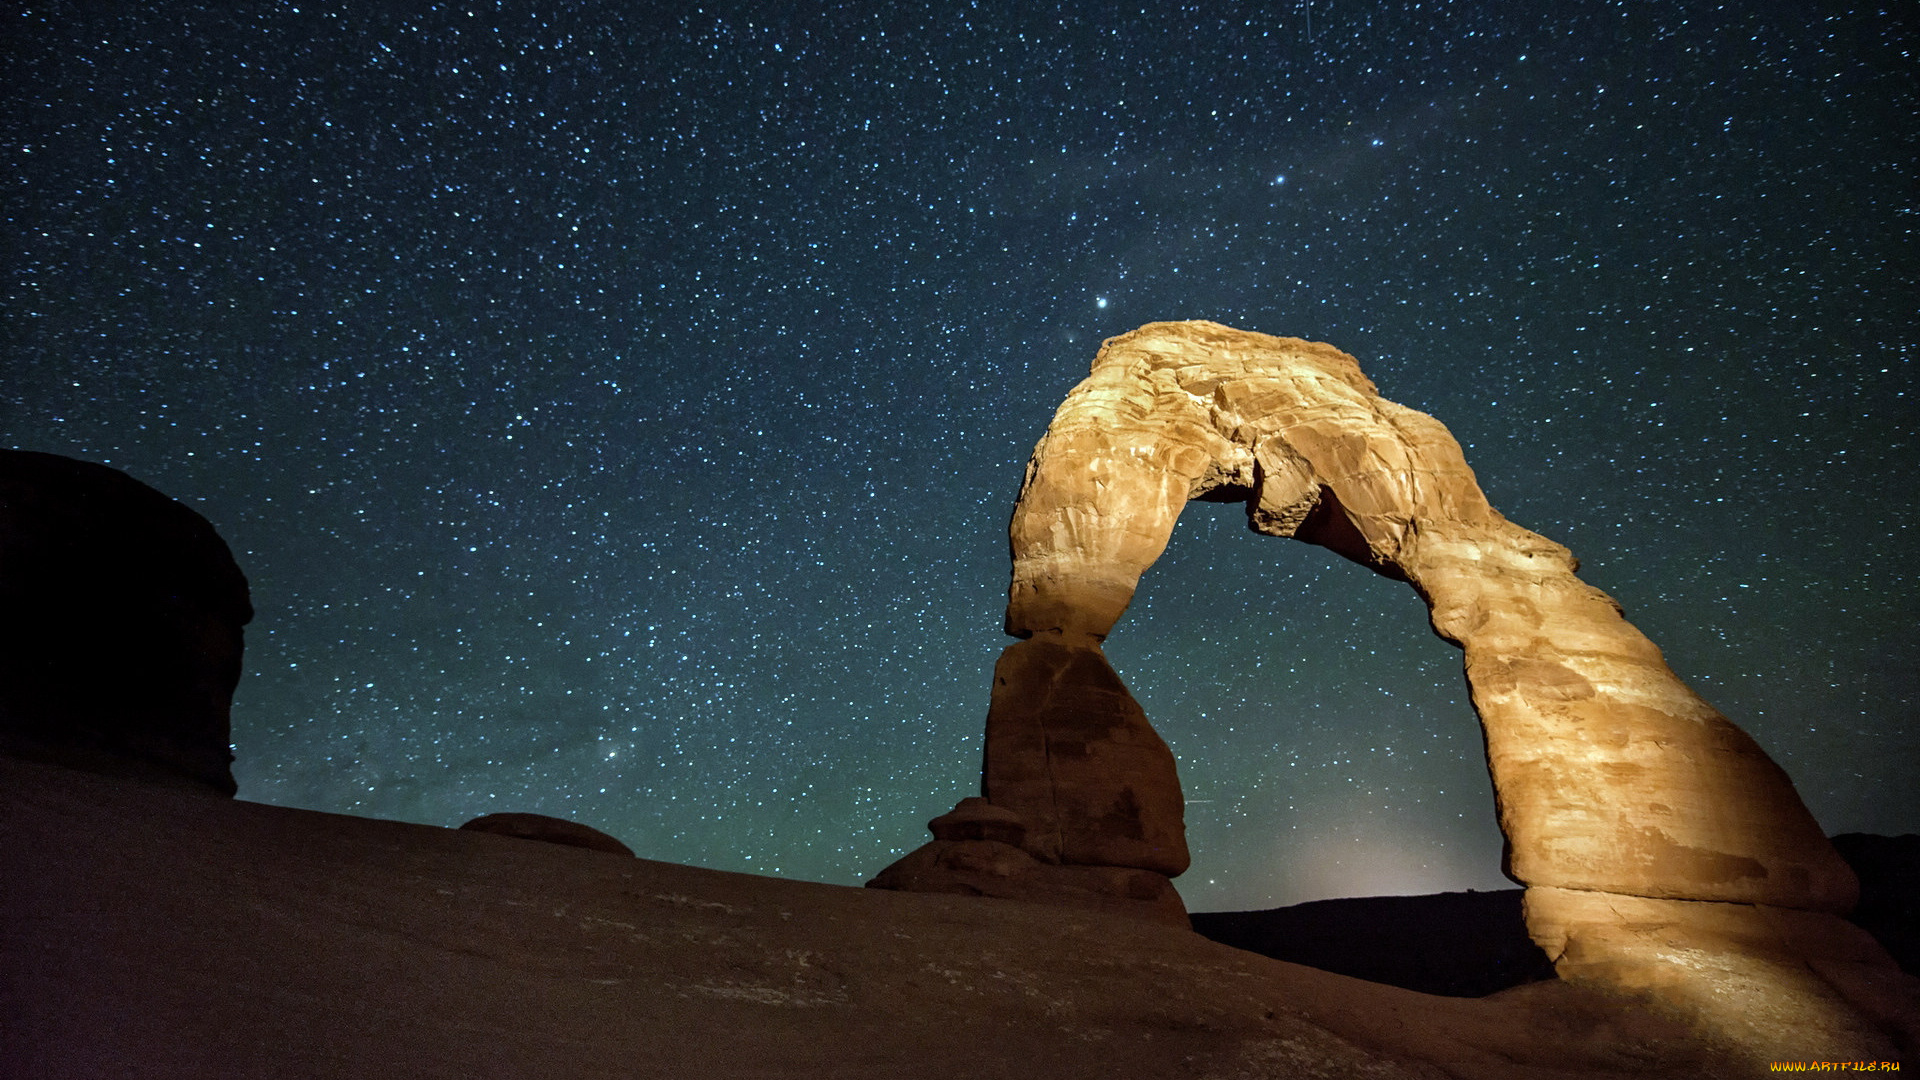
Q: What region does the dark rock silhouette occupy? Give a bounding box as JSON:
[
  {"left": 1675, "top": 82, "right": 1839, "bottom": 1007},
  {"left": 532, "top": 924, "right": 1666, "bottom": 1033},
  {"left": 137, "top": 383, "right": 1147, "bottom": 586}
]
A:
[
  {"left": 1833, "top": 833, "right": 1920, "bottom": 977},
  {"left": 1191, "top": 890, "right": 1557, "bottom": 998},
  {"left": 0, "top": 450, "right": 250, "bottom": 796},
  {"left": 459, "top": 812, "right": 635, "bottom": 857}
]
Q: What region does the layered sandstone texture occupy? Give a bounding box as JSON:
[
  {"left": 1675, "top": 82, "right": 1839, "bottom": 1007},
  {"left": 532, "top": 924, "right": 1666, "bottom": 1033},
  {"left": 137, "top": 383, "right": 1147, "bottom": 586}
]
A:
[
  {"left": 0, "top": 450, "right": 251, "bottom": 796},
  {"left": 1002, "top": 321, "right": 1852, "bottom": 913},
  {"left": 878, "top": 321, "right": 1913, "bottom": 1053}
]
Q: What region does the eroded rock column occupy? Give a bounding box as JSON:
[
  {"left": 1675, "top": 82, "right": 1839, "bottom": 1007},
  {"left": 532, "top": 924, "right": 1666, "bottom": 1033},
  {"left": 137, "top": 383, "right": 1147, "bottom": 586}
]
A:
[{"left": 868, "top": 636, "right": 1192, "bottom": 926}]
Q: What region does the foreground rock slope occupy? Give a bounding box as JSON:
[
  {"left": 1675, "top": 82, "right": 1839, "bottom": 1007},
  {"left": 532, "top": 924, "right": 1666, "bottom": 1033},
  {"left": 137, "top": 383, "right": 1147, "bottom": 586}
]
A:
[{"left": 3, "top": 756, "right": 1795, "bottom": 1079}]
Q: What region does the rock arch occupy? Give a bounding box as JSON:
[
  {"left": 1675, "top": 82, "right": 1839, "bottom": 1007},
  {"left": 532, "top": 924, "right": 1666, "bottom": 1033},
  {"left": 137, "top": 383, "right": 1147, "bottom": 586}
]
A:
[{"left": 873, "top": 321, "right": 1912, "bottom": 1057}]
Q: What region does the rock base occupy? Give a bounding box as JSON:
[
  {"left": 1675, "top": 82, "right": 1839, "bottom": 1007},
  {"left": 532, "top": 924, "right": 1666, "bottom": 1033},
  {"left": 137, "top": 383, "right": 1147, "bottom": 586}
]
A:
[
  {"left": 1526, "top": 885, "right": 1920, "bottom": 1062},
  {"left": 868, "top": 836, "right": 1188, "bottom": 928},
  {"left": 870, "top": 795, "right": 1190, "bottom": 927}
]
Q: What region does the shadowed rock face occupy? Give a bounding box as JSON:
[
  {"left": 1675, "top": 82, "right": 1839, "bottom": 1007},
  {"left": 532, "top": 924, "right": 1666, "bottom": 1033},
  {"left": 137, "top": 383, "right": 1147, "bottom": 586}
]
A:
[
  {"left": 0, "top": 450, "right": 250, "bottom": 796},
  {"left": 1831, "top": 833, "right": 1920, "bottom": 975},
  {"left": 871, "top": 618, "right": 1193, "bottom": 926},
  {"left": 981, "top": 638, "right": 1188, "bottom": 876},
  {"left": 875, "top": 322, "right": 1917, "bottom": 1051}
]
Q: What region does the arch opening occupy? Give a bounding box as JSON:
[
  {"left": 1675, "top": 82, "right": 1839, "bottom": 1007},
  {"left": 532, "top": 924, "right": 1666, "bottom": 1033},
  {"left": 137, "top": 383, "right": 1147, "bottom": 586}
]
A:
[{"left": 1102, "top": 498, "right": 1506, "bottom": 911}]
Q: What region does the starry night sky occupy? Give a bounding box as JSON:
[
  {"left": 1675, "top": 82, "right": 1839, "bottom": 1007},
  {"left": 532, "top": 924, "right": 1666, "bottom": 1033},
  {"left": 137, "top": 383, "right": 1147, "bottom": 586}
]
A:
[{"left": 5, "top": 1, "right": 1915, "bottom": 910}]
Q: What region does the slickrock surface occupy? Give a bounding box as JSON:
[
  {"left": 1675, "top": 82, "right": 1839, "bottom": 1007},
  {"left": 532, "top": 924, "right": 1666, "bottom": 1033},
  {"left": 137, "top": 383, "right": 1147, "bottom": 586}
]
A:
[
  {"left": 0, "top": 450, "right": 251, "bottom": 796},
  {"left": 459, "top": 812, "right": 637, "bottom": 856},
  {"left": 3, "top": 756, "right": 1791, "bottom": 1078},
  {"left": 874, "top": 321, "right": 1915, "bottom": 1056}
]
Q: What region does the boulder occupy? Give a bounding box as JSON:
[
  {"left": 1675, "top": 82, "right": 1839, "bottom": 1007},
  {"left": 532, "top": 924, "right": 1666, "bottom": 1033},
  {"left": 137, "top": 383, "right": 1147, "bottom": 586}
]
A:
[
  {"left": 0, "top": 450, "right": 250, "bottom": 796},
  {"left": 459, "top": 812, "right": 636, "bottom": 857}
]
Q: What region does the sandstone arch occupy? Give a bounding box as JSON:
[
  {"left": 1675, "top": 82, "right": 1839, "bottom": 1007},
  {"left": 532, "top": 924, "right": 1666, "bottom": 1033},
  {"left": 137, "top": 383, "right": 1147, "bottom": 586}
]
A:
[{"left": 873, "top": 321, "right": 1913, "bottom": 1058}]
